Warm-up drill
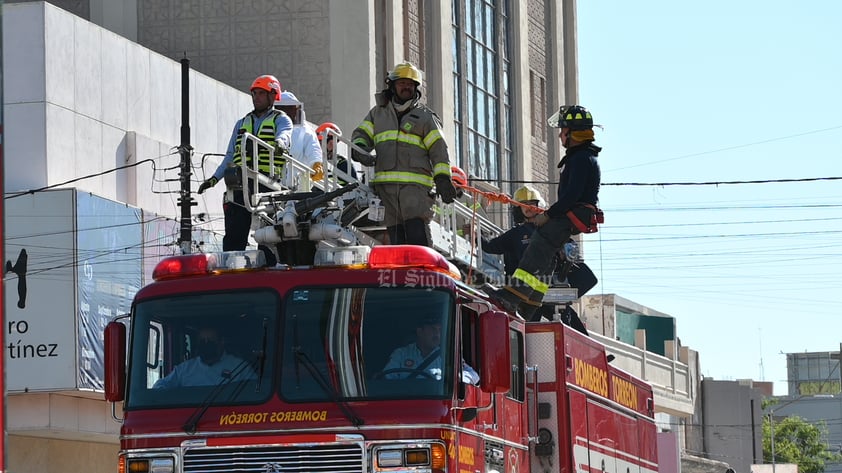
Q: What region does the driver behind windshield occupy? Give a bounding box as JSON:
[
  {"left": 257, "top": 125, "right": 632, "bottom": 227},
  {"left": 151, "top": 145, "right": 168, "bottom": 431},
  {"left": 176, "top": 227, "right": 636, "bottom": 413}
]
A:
[
  {"left": 382, "top": 315, "right": 479, "bottom": 385},
  {"left": 154, "top": 325, "right": 256, "bottom": 389}
]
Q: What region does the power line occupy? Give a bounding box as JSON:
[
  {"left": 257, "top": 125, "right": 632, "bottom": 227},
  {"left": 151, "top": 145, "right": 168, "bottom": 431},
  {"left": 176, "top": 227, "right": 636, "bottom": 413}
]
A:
[
  {"left": 607, "top": 125, "right": 842, "bottom": 172},
  {"left": 4, "top": 157, "right": 163, "bottom": 200},
  {"left": 469, "top": 175, "right": 842, "bottom": 187},
  {"left": 605, "top": 176, "right": 842, "bottom": 187}
]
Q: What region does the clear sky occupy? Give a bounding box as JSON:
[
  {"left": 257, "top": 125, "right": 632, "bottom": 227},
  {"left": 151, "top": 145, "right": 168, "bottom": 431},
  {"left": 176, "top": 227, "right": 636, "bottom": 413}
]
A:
[{"left": 576, "top": 1, "right": 842, "bottom": 395}]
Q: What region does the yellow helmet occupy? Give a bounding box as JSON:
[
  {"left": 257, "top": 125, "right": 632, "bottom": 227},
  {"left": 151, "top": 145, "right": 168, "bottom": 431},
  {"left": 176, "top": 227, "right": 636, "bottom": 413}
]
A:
[
  {"left": 387, "top": 62, "right": 422, "bottom": 86},
  {"left": 513, "top": 185, "right": 543, "bottom": 204}
]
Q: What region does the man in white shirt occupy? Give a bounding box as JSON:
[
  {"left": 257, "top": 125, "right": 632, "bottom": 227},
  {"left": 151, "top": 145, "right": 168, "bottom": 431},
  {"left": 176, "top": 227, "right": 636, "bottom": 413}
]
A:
[
  {"left": 275, "top": 91, "right": 324, "bottom": 185},
  {"left": 154, "top": 326, "right": 255, "bottom": 389},
  {"left": 381, "top": 316, "right": 479, "bottom": 385}
]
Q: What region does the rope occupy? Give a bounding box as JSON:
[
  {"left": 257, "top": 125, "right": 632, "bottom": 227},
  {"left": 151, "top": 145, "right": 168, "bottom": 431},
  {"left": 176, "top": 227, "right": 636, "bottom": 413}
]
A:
[
  {"left": 454, "top": 181, "right": 545, "bottom": 214},
  {"left": 453, "top": 180, "right": 545, "bottom": 284}
]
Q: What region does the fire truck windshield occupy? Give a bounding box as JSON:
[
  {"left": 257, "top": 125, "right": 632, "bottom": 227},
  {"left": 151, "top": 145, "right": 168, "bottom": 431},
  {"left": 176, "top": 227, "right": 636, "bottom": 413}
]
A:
[
  {"left": 124, "top": 290, "right": 278, "bottom": 409},
  {"left": 124, "top": 286, "right": 456, "bottom": 410},
  {"left": 281, "top": 287, "right": 455, "bottom": 401}
]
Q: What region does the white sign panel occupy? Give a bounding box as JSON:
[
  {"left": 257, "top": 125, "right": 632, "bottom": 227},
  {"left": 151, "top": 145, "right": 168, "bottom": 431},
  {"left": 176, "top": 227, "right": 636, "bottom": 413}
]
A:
[{"left": 4, "top": 189, "right": 78, "bottom": 391}]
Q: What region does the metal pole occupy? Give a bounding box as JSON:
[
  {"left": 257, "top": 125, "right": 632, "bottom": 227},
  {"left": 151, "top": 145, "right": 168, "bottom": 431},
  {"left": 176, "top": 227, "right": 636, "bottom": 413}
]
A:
[
  {"left": 770, "top": 411, "right": 776, "bottom": 473},
  {"left": 0, "top": 2, "right": 7, "bottom": 469},
  {"left": 177, "top": 57, "right": 194, "bottom": 254}
]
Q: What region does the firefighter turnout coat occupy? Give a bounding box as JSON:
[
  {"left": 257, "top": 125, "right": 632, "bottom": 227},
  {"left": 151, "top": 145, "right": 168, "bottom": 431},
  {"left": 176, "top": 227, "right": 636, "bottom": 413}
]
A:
[{"left": 352, "top": 91, "right": 451, "bottom": 226}]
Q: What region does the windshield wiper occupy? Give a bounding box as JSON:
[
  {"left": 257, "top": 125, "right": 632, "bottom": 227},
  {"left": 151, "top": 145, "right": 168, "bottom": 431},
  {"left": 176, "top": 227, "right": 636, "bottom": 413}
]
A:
[
  {"left": 182, "top": 358, "right": 255, "bottom": 434},
  {"left": 290, "top": 314, "right": 363, "bottom": 427},
  {"left": 293, "top": 349, "right": 364, "bottom": 427},
  {"left": 254, "top": 318, "right": 269, "bottom": 390}
]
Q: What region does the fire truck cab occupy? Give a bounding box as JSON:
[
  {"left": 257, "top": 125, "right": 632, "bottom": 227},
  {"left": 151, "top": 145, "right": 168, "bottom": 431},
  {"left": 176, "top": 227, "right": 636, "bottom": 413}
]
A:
[{"left": 105, "top": 244, "right": 658, "bottom": 473}]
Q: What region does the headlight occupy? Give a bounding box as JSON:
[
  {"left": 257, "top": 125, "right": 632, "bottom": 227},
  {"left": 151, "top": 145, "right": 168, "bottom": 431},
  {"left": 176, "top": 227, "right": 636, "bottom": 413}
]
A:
[
  {"left": 150, "top": 458, "right": 175, "bottom": 473},
  {"left": 373, "top": 443, "right": 445, "bottom": 470},
  {"left": 404, "top": 448, "right": 430, "bottom": 465},
  {"left": 125, "top": 457, "right": 175, "bottom": 473},
  {"left": 377, "top": 449, "right": 404, "bottom": 467}
]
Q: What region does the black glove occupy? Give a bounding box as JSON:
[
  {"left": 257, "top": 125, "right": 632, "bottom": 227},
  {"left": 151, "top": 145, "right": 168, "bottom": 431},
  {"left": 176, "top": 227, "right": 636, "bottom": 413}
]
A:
[
  {"left": 197, "top": 176, "right": 218, "bottom": 194},
  {"left": 434, "top": 175, "right": 458, "bottom": 204},
  {"left": 352, "top": 148, "right": 375, "bottom": 166}
]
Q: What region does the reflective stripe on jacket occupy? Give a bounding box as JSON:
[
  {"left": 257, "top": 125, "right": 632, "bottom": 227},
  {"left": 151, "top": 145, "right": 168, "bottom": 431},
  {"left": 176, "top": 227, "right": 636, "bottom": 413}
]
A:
[
  {"left": 351, "top": 92, "right": 450, "bottom": 188},
  {"left": 233, "top": 110, "right": 286, "bottom": 174}
]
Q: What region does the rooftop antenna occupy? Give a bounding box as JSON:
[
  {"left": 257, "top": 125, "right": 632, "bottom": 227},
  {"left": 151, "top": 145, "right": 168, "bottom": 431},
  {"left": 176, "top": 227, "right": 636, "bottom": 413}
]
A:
[{"left": 758, "top": 327, "right": 765, "bottom": 381}]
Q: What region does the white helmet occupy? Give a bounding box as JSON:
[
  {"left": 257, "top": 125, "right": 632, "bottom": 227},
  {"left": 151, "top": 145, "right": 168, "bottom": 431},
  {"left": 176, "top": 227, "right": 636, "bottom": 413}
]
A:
[
  {"left": 274, "top": 91, "right": 304, "bottom": 123},
  {"left": 275, "top": 91, "right": 302, "bottom": 107}
]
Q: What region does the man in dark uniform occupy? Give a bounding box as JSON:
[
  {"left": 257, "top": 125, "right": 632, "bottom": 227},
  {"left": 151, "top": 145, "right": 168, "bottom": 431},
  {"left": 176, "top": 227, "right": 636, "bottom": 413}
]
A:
[{"left": 488, "top": 105, "right": 602, "bottom": 321}]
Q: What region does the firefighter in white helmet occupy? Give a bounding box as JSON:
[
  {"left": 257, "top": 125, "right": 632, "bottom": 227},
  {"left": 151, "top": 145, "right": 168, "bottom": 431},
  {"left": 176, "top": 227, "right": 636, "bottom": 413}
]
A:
[
  {"left": 350, "top": 62, "right": 457, "bottom": 246},
  {"left": 274, "top": 90, "right": 324, "bottom": 182}
]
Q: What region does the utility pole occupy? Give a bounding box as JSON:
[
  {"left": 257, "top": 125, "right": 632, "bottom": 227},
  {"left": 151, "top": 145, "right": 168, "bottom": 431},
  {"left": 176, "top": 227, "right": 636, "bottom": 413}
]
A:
[
  {"left": 769, "top": 411, "right": 776, "bottom": 473},
  {"left": 177, "top": 56, "right": 194, "bottom": 254}
]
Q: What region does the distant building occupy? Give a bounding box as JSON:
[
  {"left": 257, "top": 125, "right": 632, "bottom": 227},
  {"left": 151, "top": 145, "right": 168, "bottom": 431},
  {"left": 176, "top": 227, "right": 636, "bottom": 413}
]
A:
[
  {"left": 768, "top": 348, "right": 842, "bottom": 473},
  {"left": 786, "top": 350, "right": 842, "bottom": 396},
  {"left": 763, "top": 348, "right": 842, "bottom": 473},
  {"left": 766, "top": 395, "right": 842, "bottom": 473},
  {"left": 581, "top": 294, "right": 677, "bottom": 357},
  {"left": 698, "top": 379, "right": 764, "bottom": 473}
]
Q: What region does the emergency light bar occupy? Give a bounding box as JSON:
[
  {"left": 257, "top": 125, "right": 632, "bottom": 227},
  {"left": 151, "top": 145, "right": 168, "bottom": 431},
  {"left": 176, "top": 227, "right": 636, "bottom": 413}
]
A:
[
  {"left": 152, "top": 250, "right": 266, "bottom": 281},
  {"left": 313, "top": 245, "right": 370, "bottom": 267},
  {"left": 368, "top": 245, "right": 462, "bottom": 280},
  {"left": 151, "top": 246, "right": 462, "bottom": 281}
]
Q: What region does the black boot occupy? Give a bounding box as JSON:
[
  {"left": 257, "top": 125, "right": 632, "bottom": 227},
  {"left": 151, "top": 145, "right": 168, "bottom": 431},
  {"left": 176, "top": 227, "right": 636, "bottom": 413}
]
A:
[
  {"left": 387, "top": 224, "right": 406, "bottom": 244},
  {"left": 517, "top": 299, "right": 544, "bottom": 322},
  {"left": 403, "top": 218, "right": 431, "bottom": 246},
  {"left": 486, "top": 287, "right": 536, "bottom": 318}
]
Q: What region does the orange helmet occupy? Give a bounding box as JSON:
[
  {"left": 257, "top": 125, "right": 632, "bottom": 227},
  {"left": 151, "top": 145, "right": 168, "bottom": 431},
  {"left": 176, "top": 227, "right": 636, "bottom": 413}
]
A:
[
  {"left": 450, "top": 166, "right": 468, "bottom": 187},
  {"left": 316, "top": 122, "right": 342, "bottom": 142},
  {"left": 250, "top": 75, "right": 282, "bottom": 102}
]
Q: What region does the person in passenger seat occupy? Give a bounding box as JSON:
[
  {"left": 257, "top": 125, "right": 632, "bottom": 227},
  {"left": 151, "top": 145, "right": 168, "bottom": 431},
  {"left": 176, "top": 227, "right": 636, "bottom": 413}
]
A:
[{"left": 153, "top": 325, "right": 255, "bottom": 389}]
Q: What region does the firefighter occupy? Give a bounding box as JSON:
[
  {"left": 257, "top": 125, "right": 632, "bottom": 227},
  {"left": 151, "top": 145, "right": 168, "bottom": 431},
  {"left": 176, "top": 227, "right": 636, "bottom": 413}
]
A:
[
  {"left": 482, "top": 185, "right": 547, "bottom": 277},
  {"left": 197, "top": 74, "right": 293, "bottom": 252},
  {"left": 274, "top": 91, "right": 324, "bottom": 183},
  {"left": 316, "top": 122, "right": 358, "bottom": 185},
  {"left": 350, "top": 62, "right": 458, "bottom": 246},
  {"left": 487, "top": 105, "right": 602, "bottom": 320},
  {"left": 484, "top": 186, "right": 596, "bottom": 329}
]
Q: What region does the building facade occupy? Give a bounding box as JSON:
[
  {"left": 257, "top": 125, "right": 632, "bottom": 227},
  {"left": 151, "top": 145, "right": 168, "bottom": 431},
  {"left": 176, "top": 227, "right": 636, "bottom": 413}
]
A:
[
  {"left": 699, "top": 379, "right": 765, "bottom": 473},
  {"left": 10, "top": 0, "right": 579, "bottom": 223},
  {"left": 3, "top": 1, "right": 581, "bottom": 471}
]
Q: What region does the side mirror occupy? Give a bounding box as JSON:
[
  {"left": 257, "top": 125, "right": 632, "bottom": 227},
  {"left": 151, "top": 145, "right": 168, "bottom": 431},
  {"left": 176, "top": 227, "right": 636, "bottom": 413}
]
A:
[
  {"left": 478, "top": 310, "right": 511, "bottom": 393},
  {"left": 104, "top": 321, "right": 127, "bottom": 402}
]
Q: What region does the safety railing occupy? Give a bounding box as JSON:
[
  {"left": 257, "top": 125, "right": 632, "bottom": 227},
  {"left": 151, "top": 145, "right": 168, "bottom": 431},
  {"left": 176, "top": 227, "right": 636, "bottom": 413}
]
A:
[{"left": 230, "top": 130, "right": 506, "bottom": 281}]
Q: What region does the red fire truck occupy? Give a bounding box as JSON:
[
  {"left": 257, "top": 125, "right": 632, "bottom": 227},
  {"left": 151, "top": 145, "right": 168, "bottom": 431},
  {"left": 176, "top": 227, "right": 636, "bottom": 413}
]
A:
[
  {"left": 104, "top": 128, "right": 658, "bottom": 472},
  {"left": 104, "top": 244, "right": 659, "bottom": 473}
]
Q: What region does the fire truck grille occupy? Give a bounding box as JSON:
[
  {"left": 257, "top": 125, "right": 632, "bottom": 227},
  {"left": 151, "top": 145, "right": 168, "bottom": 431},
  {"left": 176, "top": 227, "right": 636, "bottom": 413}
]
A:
[{"left": 182, "top": 444, "right": 364, "bottom": 473}]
